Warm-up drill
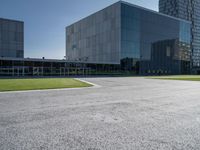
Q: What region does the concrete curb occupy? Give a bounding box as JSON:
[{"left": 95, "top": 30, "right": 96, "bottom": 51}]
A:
[{"left": 75, "top": 78, "right": 101, "bottom": 88}]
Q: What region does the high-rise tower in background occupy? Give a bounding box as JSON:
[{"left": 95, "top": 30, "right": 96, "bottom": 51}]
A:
[
  {"left": 0, "top": 18, "right": 24, "bottom": 58},
  {"left": 159, "top": 0, "right": 200, "bottom": 71}
]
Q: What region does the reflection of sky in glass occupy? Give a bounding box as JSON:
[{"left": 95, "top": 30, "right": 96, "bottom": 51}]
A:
[{"left": 179, "top": 22, "right": 191, "bottom": 44}]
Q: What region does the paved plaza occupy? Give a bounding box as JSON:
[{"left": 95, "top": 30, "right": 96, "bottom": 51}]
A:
[{"left": 1, "top": 77, "right": 200, "bottom": 149}]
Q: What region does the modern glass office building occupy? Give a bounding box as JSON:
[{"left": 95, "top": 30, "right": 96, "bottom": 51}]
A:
[
  {"left": 0, "top": 1, "right": 193, "bottom": 77},
  {"left": 66, "top": 1, "right": 191, "bottom": 75},
  {"left": 0, "top": 18, "right": 24, "bottom": 58},
  {"left": 159, "top": 0, "right": 200, "bottom": 72}
]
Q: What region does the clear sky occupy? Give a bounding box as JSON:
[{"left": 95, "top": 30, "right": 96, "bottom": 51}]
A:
[{"left": 0, "top": 0, "right": 158, "bottom": 59}]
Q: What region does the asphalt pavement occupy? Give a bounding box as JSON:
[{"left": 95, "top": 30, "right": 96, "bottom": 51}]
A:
[{"left": 1, "top": 77, "right": 200, "bottom": 150}]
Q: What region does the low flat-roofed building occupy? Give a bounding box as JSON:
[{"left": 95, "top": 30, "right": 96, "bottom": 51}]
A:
[{"left": 0, "top": 57, "right": 120, "bottom": 76}]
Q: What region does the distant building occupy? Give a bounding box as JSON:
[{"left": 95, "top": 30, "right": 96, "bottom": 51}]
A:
[
  {"left": 159, "top": 0, "right": 200, "bottom": 72},
  {"left": 0, "top": 1, "right": 195, "bottom": 77},
  {"left": 66, "top": 1, "right": 191, "bottom": 75},
  {"left": 0, "top": 18, "right": 24, "bottom": 58}
]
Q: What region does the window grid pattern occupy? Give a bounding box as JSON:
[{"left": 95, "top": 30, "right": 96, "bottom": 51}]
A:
[
  {"left": 0, "top": 18, "right": 24, "bottom": 58},
  {"left": 159, "top": 0, "right": 200, "bottom": 67}
]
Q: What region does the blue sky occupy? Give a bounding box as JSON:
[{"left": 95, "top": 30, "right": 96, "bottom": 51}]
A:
[{"left": 0, "top": 0, "right": 158, "bottom": 59}]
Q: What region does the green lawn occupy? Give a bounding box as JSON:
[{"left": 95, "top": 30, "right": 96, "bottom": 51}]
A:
[
  {"left": 0, "top": 78, "right": 92, "bottom": 92},
  {"left": 149, "top": 75, "right": 200, "bottom": 81}
]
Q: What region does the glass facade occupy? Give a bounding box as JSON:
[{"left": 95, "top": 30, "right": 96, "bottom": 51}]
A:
[
  {"left": 66, "top": 1, "right": 191, "bottom": 75},
  {"left": 66, "top": 3, "right": 121, "bottom": 64},
  {"left": 0, "top": 18, "right": 24, "bottom": 58},
  {"left": 159, "top": 0, "right": 200, "bottom": 68},
  {"left": 121, "top": 2, "right": 191, "bottom": 75}
]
